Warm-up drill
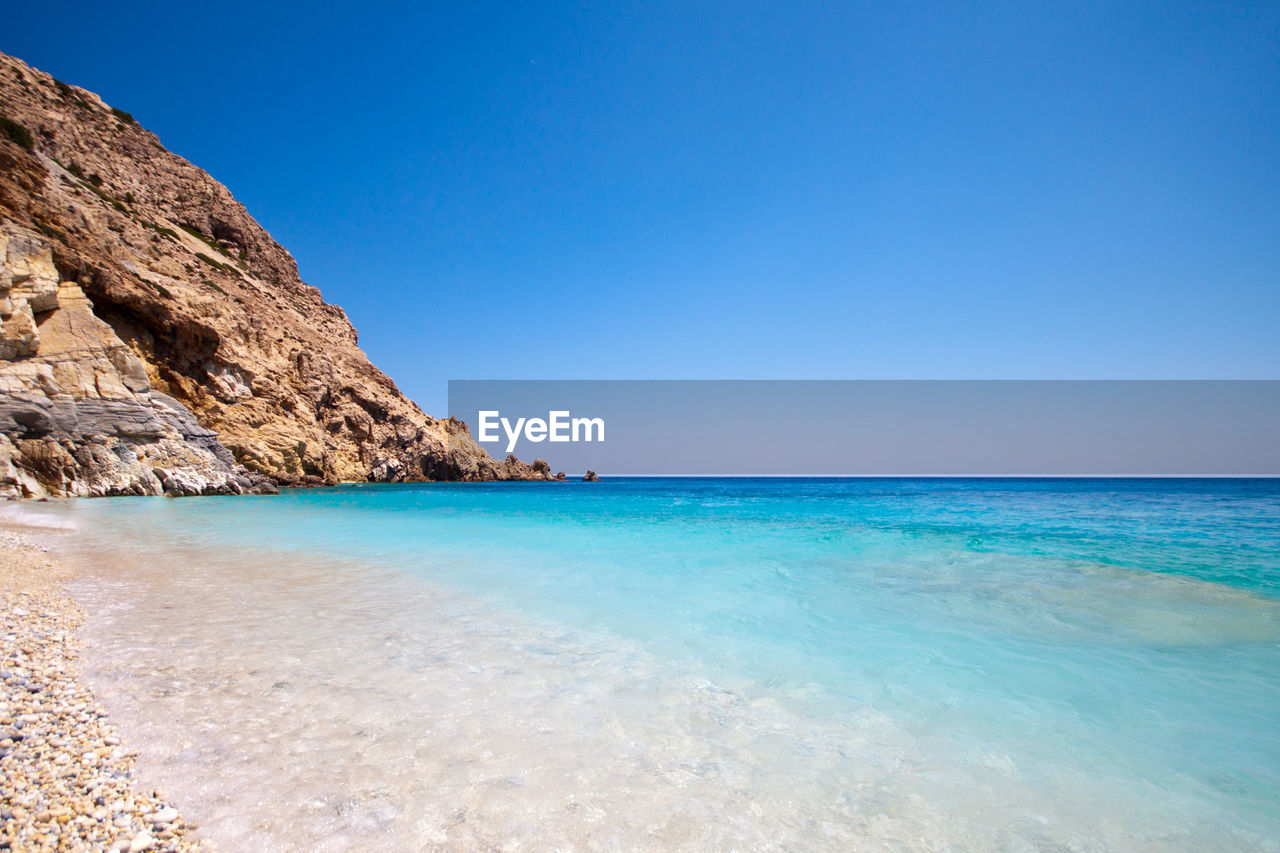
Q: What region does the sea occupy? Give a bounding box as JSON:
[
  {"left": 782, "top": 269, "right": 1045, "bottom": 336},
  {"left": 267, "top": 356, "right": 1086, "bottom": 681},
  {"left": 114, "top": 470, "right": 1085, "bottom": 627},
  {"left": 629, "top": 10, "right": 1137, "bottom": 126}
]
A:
[{"left": 13, "top": 478, "right": 1280, "bottom": 851}]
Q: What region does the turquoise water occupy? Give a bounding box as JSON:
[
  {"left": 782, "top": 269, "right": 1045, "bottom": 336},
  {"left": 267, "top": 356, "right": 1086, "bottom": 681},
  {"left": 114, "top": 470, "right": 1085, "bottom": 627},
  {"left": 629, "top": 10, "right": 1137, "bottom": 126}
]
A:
[{"left": 18, "top": 478, "right": 1280, "bottom": 850}]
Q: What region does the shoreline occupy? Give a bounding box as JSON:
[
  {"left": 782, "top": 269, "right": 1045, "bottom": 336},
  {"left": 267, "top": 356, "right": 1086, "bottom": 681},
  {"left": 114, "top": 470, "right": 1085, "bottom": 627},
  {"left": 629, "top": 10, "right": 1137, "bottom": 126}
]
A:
[{"left": 0, "top": 524, "right": 205, "bottom": 852}]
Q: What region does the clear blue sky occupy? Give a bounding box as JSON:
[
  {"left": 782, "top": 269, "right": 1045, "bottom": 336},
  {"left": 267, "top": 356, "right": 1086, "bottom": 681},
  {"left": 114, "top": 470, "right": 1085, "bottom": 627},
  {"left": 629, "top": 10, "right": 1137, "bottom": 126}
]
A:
[{"left": 5, "top": 1, "right": 1278, "bottom": 415}]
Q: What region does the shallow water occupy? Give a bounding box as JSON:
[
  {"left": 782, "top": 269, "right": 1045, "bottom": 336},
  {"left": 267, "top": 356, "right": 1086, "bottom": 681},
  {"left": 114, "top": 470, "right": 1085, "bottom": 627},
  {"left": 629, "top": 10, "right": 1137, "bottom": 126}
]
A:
[{"left": 14, "top": 478, "right": 1280, "bottom": 851}]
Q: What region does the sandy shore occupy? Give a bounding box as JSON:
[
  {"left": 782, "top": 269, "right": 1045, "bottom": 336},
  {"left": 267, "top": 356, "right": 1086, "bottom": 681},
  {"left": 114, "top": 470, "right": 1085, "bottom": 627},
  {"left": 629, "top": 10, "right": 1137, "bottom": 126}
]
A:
[{"left": 0, "top": 524, "right": 205, "bottom": 852}]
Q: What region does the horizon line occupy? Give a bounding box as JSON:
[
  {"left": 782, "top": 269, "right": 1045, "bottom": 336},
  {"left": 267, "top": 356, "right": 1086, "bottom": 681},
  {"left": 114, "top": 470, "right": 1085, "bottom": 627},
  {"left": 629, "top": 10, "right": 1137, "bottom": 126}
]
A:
[{"left": 555, "top": 473, "right": 1280, "bottom": 479}]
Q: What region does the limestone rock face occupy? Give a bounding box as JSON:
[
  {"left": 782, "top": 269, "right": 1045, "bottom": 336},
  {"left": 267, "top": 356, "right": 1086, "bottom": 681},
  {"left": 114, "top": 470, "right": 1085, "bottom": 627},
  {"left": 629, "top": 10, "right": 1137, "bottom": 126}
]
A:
[
  {"left": 0, "top": 222, "right": 277, "bottom": 497},
  {"left": 0, "top": 51, "right": 553, "bottom": 494}
]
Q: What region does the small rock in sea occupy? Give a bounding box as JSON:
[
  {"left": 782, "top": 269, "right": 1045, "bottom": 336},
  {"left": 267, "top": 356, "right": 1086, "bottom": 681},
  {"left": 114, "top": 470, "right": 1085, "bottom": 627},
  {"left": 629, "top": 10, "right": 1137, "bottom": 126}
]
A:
[{"left": 583, "top": 469, "right": 600, "bottom": 482}]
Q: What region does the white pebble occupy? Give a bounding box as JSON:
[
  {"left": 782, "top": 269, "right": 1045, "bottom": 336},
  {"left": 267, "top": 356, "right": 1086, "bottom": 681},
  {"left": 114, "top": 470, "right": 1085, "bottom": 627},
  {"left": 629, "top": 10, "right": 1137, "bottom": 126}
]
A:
[{"left": 147, "top": 806, "right": 180, "bottom": 824}]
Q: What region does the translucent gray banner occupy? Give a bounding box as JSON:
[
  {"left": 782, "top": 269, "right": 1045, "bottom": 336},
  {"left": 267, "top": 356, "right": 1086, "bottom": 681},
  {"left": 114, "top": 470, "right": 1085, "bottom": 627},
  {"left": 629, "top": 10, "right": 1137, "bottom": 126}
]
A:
[{"left": 448, "top": 380, "right": 1280, "bottom": 477}]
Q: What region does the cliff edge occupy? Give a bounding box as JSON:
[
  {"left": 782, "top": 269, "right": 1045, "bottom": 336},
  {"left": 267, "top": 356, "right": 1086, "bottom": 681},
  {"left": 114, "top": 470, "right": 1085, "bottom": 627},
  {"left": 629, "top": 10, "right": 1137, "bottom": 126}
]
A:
[{"left": 0, "top": 51, "right": 551, "bottom": 497}]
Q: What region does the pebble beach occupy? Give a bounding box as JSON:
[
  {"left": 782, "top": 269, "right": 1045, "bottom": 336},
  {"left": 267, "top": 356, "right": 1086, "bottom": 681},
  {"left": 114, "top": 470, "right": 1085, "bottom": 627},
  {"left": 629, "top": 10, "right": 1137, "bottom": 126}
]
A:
[{"left": 0, "top": 528, "right": 203, "bottom": 852}]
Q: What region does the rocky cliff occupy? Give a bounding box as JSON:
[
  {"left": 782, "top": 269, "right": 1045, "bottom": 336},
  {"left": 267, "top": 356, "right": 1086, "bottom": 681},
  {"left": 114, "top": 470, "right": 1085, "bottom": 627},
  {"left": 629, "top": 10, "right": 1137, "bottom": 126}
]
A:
[
  {"left": 0, "top": 51, "right": 552, "bottom": 497},
  {"left": 0, "top": 221, "right": 280, "bottom": 497}
]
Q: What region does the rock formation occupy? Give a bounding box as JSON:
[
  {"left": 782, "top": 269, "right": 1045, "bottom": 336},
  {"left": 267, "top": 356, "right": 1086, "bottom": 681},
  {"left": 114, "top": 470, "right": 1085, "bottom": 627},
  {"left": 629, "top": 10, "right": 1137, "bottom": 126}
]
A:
[
  {"left": 0, "top": 51, "right": 554, "bottom": 496},
  {"left": 0, "top": 222, "right": 278, "bottom": 497}
]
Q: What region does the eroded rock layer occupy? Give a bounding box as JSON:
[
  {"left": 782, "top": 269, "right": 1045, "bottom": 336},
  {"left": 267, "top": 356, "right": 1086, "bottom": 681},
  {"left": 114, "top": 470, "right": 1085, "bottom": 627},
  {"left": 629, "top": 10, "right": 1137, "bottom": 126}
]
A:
[
  {"left": 0, "top": 51, "right": 551, "bottom": 496},
  {"left": 0, "top": 222, "right": 277, "bottom": 497}
]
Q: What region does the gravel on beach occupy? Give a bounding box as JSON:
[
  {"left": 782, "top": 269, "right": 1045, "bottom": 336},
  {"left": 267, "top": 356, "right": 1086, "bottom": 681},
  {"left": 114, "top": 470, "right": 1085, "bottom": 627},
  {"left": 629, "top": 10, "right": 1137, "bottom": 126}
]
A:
[{"left": 1, "top": 529, "right": 206, "bottom": 852}]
